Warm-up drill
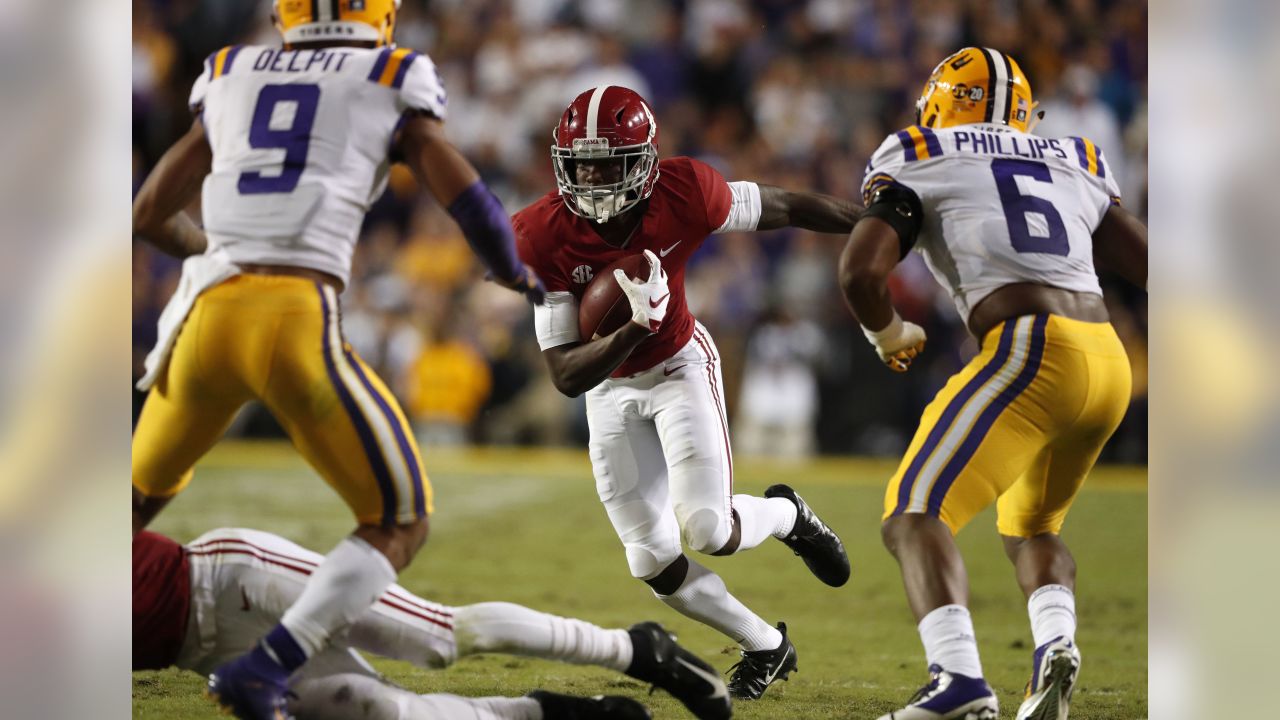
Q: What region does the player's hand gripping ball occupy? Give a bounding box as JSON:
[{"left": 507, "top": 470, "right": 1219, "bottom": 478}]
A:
[{"left": 578, "top": 250, "right": 670, "bottom": 339}]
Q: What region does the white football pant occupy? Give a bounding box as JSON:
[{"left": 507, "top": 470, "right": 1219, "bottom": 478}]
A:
[{"left": 174, "top": 528, "right": 632, "bottom": 680}]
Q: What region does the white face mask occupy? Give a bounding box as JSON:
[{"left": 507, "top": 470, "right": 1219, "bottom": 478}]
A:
[{"left": 551, "top": 141, "right": 658, "bottom": 224}]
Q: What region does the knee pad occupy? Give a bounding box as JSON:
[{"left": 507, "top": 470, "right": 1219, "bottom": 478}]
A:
[
  {"left": 680, "top": 507, "right": 731, "bottom": 555},
  {"left": 625, "top": 544, "right": 680, "bottom": 580},
  {"left": 605, "top": 499, "right": 681, "bottom": 579}
]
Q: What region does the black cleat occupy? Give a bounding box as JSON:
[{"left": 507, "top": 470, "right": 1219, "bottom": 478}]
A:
[
  {"left": 766, "top": 484, "right": 851, "bottom": 587},
  {"left": 726, "top": 622, "right": 798, "bottom": 701},
  {"left": 527, "top": 690, "right": 652, "bottom": 720},
  {"left": 625, "top": 621, "right": 732, "bottom": 720}
]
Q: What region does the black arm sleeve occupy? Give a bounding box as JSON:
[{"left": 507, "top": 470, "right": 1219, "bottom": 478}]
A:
[{"left": 862, "top": 184, "right": 924, "bottom": 259}]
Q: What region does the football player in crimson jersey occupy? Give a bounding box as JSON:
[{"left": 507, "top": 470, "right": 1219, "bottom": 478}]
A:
[
  {"left": 514, "top": 85, "right": 861, "bottom": 700},
  {"left": 133, "top": 527, "right": 731, "bottom": 720}
]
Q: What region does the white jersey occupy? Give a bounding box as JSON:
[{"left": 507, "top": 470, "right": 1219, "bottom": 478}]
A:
[
  {"left": 863, "top": 123, "right": 1121, "bottom": 324},
  {"left": 189, "top": 44, "right": 448, "bottom": 286}
]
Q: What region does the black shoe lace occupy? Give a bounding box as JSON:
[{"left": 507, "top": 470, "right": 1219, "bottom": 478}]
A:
[{"left": 726, "top": 653, "right": 766, "bottom": 688}]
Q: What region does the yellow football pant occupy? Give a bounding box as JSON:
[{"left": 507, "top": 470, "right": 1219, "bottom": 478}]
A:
[
  {"left": 884, "top": 314, "right": 1130, "bottom": 537},
  {"left": 132, "top": 275, "right": 432, "bottom": 526}
]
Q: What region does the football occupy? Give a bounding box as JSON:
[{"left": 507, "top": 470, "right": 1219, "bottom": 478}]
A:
[{"left": 578, "top": 254, "right": 650, "bottom": 340}]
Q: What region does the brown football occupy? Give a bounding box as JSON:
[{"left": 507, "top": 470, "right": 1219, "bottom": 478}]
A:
[{"left": 578, "top": 254, "right": 650, "bottom": 340}]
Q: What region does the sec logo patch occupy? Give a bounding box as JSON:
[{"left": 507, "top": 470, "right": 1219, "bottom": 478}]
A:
[{"left": 572, "top": 265, "right": 594, "bottom": 284}]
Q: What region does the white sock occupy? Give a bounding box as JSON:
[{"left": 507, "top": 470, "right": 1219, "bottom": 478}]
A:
[
  {"left": 657, "top": 557, "right": 782, "bottom": 652},
  {"left": 1028, "top": 584, "right": 1077, "bottom": 648},
  {"left": 281, "top": 536, "right": 397, "bottom": 657},
  {"left": 731, "top": 495, "right": 798, "bottom": 551},
  {"left": 290, "top": 675, "right": 542, "bottom": 720},
  {"left": 452, "top": 602, "right": 633, "bottom": 672},
  {"left": 918, "top": 604, "right": 984, "bottom": 678}
]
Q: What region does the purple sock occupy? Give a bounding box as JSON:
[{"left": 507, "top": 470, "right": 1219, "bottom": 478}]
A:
[{"left": 256, "top": 624, "right": 308, "bottom": 675}]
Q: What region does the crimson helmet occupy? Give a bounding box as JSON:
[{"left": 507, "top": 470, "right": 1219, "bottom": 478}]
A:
[{"left": 552, "top": 86, "right": 660, "bottom": 223}]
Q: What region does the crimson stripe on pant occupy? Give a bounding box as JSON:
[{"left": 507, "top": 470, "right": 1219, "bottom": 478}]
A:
[
  {"left": 187, "top": 538, "right": 454, "bottom": 626},
  {"left": 691, "top": 327, "right": 734, "bottom": 501}
]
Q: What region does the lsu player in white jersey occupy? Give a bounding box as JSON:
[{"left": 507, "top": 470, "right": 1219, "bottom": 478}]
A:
[
  {"left": 838, "top": 48, "right": 1147, "bottom": 720},
  {"left": 131, "top": 2, "right": 547, "bottom": 718}
]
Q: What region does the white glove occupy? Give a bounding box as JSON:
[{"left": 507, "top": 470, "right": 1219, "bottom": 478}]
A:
[
  {"left": 614, "top": 249, "right": 670, "bottom": 334},
  {"left": 863, "top": 311, "right": 927, "bottom": 372}
]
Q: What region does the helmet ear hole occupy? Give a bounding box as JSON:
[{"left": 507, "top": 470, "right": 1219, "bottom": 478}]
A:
[{"left": 615, "top": 108, "right": 625, "bottom": 123}]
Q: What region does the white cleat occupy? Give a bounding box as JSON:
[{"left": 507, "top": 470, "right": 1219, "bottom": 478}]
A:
[
  {"left": 1016, "top": 636, "right": 1081, "bottom": 720},
  {"left": 876, "top": 664, "right": 999, "bottom": 720}
]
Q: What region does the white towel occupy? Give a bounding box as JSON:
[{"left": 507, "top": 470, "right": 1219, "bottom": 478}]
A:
[{"left": 136, "top": 253, "right": 240, "bottom": 392}]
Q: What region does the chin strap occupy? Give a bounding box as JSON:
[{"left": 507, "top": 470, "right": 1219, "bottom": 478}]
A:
[{"left": 577, "top": 192, "right": 628, "bottom": 223}]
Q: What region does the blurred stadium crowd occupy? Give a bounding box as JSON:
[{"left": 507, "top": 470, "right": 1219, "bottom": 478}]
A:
[{"left": 133, "top": 0, "right": 1147, "bottom": 461}]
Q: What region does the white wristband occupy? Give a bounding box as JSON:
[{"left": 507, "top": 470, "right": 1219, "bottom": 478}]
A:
[{"left": 863, "top": 311, "right": 905, "bottom": 347}]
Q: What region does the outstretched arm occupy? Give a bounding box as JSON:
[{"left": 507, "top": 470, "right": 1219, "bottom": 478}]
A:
[
  {"left": 132, "top": 119, "right": 211, "bottom": 258},
  {"left": 1092, "top": 205, "right": 1147, "bottom": 290},
  {"left": 397, "top": 114, "right": 543, "bottom": 303},
  {"left": 756, "top": 184, "right": 862, "bottom": 233}
]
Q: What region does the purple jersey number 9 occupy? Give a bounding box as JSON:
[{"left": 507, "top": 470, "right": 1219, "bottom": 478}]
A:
[
  {"left": 991, "top": 158, "right": 1069, "bottom": 256},
  {"left": 238, "top": 84, "right": 320, "bottom": 195}
]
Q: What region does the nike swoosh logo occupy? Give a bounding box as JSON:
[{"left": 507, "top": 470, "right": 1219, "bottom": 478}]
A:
[
  {"left": 649, "top": 292, "right": 669, "bottom": 308},
  {"left": 664, "top": 365, "right": 686, "bottom": 376},
  {"left": 761, "top": 646, "right": 794, "bottom": 686},
  {"left": 240, "top": 586, "right": 251, "bottom": 612},
  {"left": 659, "top": 241, "right": 682, "bottom": 257},
  {"left": 676, "top": 658, "right": 728, "bottom": 699}
]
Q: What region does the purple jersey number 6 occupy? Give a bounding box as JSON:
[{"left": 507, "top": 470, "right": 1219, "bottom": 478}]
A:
[
  {"left": 991, "top": 158, "right": 1069, "bottom": 256},
  {"left": 238, "top": 84, "right": 320, "bottom": 195}
]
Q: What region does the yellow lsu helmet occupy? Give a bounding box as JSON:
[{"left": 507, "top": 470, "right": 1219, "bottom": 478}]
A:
[
  {"left": 273, "top": 0, "right": 401, "bottom": 48},
  {"left": 916, "top": 47, "right": 1035, "bottom": 132}
]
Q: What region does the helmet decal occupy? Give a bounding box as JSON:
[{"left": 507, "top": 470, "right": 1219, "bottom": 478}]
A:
[{"left": 915, "top": 47, "right": 1035, "bottom": 132}]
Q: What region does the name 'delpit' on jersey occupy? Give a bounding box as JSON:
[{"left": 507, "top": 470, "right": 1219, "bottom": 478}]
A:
[
  {"left": 251, "top": 47, "right": 354, "bottom": 74},
  {"left": 951, "top": 131, "right": 1071, "bottom": 161}
]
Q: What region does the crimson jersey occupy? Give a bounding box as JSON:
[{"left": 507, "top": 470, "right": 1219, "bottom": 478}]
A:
[
  {"left": 514, "top": 157, "right": 733, "bottom": 377},
  {"left": 132, "top": 530, "right": 191, "bottom": 671}
]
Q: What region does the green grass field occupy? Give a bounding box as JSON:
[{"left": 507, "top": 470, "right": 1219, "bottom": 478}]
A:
[{"left": 133, "top": 442, "right": 1147, "bottom": 719}]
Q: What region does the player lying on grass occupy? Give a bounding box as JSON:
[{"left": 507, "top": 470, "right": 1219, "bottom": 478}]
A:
[
  {"left": 134, "top": 527, "right": 732, "bottom": 720},
  {"left": 839, "top": 48, "right": 1147, "bottom": 720},
  {"left": 513, "top": 85, "right": 859, "bottom": 701}
]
